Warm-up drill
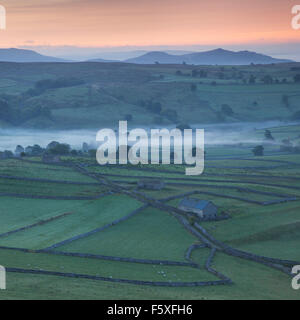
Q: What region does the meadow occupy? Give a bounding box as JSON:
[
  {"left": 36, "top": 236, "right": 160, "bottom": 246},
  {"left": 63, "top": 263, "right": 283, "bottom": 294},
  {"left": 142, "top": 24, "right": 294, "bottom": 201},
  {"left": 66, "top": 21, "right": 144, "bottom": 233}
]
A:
[
  {"left": 0, "top": 60, "right": 300, "bottom": 299},
  {"left": 0, "top": 123, "right": 300, "bottom": 299}
]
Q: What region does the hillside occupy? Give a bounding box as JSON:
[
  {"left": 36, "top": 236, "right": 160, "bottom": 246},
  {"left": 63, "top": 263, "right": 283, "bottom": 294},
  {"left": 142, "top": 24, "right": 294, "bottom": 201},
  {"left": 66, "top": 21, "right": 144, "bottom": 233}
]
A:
[
  {"left": 0, "top": 61, "right": 300, "bottom": 129},
  {"left": 126, "top": 49, "right": 293, "bottom": 65},
  {"left": 0, "top": 48, "right": 69, "bottom": 63}
]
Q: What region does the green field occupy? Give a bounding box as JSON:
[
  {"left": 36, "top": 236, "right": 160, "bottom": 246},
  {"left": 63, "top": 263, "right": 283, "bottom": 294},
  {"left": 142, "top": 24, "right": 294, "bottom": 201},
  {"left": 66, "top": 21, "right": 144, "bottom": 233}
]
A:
[
  {"left": 1, "top": 66, "right": 300, "bottom": 300},
  {"left": 56, "top": 207, "right": 196, "bottom": 261},
  {"left": 0, "top": 62, "right": 300, "bottom": 129},
  {"left": 0, "top": 143, "right": 299, "bottom": 300},
  {"left": 0, "top": 195, "right": 142, "bottom": 249}
]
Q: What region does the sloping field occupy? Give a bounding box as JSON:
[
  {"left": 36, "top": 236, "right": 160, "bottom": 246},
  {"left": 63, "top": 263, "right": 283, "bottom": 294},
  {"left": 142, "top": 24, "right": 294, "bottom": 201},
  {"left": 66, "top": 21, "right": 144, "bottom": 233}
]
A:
[
  {"left": 0, "top": 249, "right": 216, "bottom": 283},
  {"left": 0, "top": 159, "right": 96, "bottom": 182},
  {"left": 201, "top": 201, "right": 300, "bottom": 246},
  {"left": 0, "top": 197, "right": 89, "bottom": 234},
  {"left": 0, "top": 177, "right": 105, "bottom": 197},
  {"left": 55, "top": 207, "right": 197, "bottom": 262},
  {"left": 0, "top": 195, "right": 142, "bottom": 249},
  {"left": 227, "top": 222, "right": 300, "bottom": 261}
]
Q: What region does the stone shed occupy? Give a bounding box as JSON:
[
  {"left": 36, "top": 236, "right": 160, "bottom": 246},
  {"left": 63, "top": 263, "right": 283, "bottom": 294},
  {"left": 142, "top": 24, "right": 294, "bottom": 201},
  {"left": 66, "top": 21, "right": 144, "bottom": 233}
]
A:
[
  {"left": 42, "top": 154, "right": 61, "bottom": 163},
  {"left": 178, "top": 198, "right": 218, "bottom": 219}
]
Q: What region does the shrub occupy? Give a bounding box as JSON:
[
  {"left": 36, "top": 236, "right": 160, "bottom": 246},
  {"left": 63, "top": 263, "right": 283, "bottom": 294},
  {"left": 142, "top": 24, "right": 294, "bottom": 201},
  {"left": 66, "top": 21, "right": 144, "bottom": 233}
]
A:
[
  {"left": 252, "top": 145, "right": 264, "bottom": 156},
  {"left": 221, "top": 104, "right": 234, "bottom": 116}
]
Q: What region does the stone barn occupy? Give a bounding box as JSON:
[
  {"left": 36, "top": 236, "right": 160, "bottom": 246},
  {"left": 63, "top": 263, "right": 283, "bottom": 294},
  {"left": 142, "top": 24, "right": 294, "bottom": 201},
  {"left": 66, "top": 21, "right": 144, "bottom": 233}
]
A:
[
  {"left": 137, "top": 179, "right": 165, "bottom": 191},
  {"left": 178, "top": 198, "right": 218, "bottom": 219},
  {"left": 42, "top": 154, "right": 61, "bottom": 163}
]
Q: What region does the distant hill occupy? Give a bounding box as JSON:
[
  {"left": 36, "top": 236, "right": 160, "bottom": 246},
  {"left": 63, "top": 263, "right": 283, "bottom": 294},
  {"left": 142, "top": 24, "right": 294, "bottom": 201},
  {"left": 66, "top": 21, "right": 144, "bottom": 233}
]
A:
[
  {"left": 86, "top": 50, "right": 193, "bottom": 62},
  {"left": 0, "top": 48, "right": 69, "bottom": 62},
  {"left": 87, "top": 58, "right": 120, "bottom": 63},
  {"left": 125, "top": 48, "right": 293, "bottom": 65}
]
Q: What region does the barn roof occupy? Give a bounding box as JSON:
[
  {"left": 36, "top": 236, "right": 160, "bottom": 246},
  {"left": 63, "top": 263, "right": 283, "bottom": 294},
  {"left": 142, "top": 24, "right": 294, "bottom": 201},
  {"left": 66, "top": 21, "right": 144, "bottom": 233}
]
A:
[{"left": 179, "top": 198, "right": 213, "bottom": 210}]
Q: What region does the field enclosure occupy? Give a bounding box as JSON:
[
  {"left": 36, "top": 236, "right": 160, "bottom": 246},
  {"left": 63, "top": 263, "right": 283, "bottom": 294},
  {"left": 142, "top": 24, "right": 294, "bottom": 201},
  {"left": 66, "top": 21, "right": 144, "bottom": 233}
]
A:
[{"left": 0, "top": 135, "right": 300, "bottom": 299}]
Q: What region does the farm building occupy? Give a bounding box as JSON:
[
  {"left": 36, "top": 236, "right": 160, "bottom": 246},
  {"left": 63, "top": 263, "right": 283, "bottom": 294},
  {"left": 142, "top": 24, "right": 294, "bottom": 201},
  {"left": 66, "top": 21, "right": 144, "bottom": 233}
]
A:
[
  {"left": 42, "top": 154, "right": 61, "bottom": 163},
  {"left": 15, "top": 145, "right": 24, "bottom": 157},
  {"left": 137, "top": 179, "right": 165, "bottom": 190},
  {"left": 178, "top": 198, "right": 218, "bottom": 219}
]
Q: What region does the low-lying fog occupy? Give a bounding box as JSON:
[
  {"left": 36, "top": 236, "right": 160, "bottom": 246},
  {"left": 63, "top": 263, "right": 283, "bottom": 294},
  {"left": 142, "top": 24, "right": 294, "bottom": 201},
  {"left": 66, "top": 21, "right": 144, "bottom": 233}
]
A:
[{"left": 0, "top": 121, "right": 295, "bottom": 151}]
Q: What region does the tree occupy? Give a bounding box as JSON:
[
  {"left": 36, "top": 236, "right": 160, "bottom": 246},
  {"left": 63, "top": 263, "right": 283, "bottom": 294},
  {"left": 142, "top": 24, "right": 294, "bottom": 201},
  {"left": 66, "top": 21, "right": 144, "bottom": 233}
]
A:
[
  {"left": 48, "top": 143, "right": 71, "bottom": 155},
  {"left": 47, "top": 141, "right": 60, "bottom": 150},
  {"left": 31, "top": 144, "right": 43, "bottom": 156},
  {"left": 264, "top": 129, "right": 275, "bottom": 141},
  {"left": 252, "top": 145, "right": 264, "bottom": 156},
  {"left": 221, "top": 104, "right": 234, "bottom": 117},
  {"left": 15, "top": 145, "right": 24, "bottom": 156}
]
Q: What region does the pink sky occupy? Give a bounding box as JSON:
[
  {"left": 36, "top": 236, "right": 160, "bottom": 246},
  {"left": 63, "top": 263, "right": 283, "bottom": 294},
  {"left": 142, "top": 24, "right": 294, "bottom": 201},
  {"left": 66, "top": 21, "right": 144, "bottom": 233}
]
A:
[{"left": 0, "top": 0, "right": 299, "bottom": 48}]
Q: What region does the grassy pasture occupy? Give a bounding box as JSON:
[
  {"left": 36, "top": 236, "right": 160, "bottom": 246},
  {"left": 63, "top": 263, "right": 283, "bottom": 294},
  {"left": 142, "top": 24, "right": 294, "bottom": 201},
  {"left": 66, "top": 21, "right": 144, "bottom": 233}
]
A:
[
  {"left": 0, "top": 195, "right": 142, "bottom": 249},
  {"left": 201, "top": 201, "right": 300, "bottom": 248},
  {"left": 55, "top": 207, "right": 197, "bottom": 262},
  {"left": 0, "top": 178, "right": 105, "bottom": 197},
  {"left": 0, "top": 249, "right": 217, "bottom": 284},
  {"left": 0, "top": 197, "right": 90, "bottom": 234},
  {"left": 1, "top": 123, "right": 300, "bottom": 299},
  {"left": 0, "top": 159, "right": 96, "bottom": 182},
  {"left": 0, "top": 248, "right": 298, "bottom": 300}
]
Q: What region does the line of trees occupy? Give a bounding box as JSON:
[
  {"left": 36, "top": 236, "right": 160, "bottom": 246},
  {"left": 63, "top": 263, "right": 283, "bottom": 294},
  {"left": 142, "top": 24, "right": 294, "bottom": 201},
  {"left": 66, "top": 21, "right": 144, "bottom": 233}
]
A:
[{"left": 26, "top": 77, "right": 85, "bottom": 97}]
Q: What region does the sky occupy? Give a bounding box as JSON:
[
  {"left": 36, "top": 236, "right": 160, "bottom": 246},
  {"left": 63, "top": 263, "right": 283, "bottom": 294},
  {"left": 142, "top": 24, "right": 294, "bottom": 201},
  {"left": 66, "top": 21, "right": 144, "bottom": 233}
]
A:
[{"left": 0, "top": 0, "right": 300, "bottom": 60}]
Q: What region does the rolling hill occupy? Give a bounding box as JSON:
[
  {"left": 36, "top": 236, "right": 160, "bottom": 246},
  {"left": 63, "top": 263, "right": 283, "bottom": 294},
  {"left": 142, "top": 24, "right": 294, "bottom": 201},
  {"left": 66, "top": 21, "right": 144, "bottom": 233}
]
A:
[
  {"left": 0, "top": 48, "right": 69, "bottom": 63},
  {"left": 0, "top": 61, "right": 299, "bottom": 129},
  {"left": 125, "top": 49, "right": 293, "bottom": 65}
]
